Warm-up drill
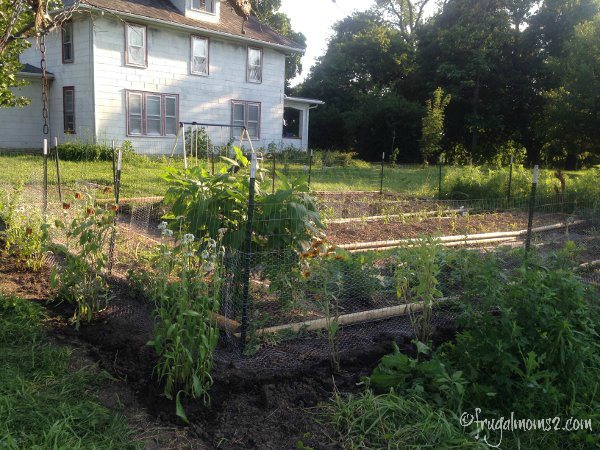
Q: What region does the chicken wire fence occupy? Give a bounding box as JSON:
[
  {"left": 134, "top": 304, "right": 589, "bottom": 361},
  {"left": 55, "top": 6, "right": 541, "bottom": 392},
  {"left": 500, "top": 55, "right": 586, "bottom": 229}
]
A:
[{"left": 1, "top": 149, "right": 599, "bottom": 374}]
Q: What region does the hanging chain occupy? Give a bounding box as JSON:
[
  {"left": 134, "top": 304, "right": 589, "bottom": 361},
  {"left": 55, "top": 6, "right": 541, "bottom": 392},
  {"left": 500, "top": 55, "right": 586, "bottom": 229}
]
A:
[{"left": 40, "top": 33, "right": 49, "bottom": 135}]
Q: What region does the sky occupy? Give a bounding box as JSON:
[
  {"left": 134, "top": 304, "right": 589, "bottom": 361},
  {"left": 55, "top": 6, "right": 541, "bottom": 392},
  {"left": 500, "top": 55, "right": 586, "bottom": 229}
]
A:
[{"left": 279, "top": 0, "right": 373, "bottom": 86}]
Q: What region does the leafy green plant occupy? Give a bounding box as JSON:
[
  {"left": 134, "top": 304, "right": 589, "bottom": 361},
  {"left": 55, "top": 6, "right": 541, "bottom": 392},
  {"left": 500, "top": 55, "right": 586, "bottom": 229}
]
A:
[
  {"left": 0, "top": 183, "right": 50, "bottom": 271},
  {"left": 394, "top": 238, "right": 443, "bottom": 343},
  {"left": 141, "top": 225, "right": 224, "bottom": 422},
  {"left": 162, "top": 148, "right": 324, "bottom": 252},
  {"left": 50, "top": 194, "right": 115, "bottom": 326},
  {"left": 357, "top": 249, "right": 600, "bottom": 449}
]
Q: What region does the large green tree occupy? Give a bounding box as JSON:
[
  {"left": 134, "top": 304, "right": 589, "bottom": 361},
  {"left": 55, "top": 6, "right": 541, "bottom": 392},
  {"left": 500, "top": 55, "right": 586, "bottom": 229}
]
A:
[
  {"left": 252, "top": 0, "right": 306, "bottom": 88},
  {"left": 296, "top": 11, "right": 422, "bottom": 160},
  {"left": 0, "top": 0, "right": 71, "bottom": 107}
]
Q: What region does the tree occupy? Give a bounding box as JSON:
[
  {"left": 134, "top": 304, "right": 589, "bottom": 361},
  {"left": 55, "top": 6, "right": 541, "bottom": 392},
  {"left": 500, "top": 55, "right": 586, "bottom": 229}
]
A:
[
  {"left": 252, "top": 0, "right": 306, "bottom": 88},
  {"left": 0, "top": 0, "right": 74, "bottom": 107},
  {"left": 539, "top": 14, "right": 600, "bottom": 168},
  {"left": 420, "top": 87, "right": 450, "bottom": 163},
  {"left": 374, "top": 0, "right": 433, "bottom": 43},
  {"left": 296, "top": 12, "right": 421, "bottom": 159}
]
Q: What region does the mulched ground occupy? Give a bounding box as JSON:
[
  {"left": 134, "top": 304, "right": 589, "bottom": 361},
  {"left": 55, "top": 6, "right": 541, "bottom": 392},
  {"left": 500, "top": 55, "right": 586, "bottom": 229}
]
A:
[{"left": 325, "top": 211, "right": 571, "bottom": 244}]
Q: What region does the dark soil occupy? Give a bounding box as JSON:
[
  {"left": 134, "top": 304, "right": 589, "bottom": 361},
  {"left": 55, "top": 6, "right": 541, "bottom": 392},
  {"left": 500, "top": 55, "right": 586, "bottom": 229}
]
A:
[
  {"left": 326, "top": 211, "right": 571, "bottom": 244},
  {"left": 1, "top": 245, "right": 457, "bottom": 449}
]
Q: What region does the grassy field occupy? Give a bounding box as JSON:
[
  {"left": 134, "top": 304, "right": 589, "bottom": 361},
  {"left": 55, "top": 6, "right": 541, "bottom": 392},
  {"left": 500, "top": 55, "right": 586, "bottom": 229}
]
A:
[
  {"left": 0, "top": 293, "right": 137, "bottom": 449},
  {"left": 0, "top": 153, "right": 597, "bottom": 200}
]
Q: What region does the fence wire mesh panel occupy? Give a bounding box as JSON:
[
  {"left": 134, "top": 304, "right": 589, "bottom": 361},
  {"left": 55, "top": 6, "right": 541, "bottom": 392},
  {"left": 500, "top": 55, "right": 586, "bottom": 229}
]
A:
[{"left": 1, "top": 147, "right": 598, "bottom": 375}]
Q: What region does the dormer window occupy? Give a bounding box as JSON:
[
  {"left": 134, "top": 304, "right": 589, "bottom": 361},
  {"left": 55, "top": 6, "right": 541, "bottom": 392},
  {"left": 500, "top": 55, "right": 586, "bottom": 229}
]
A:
[
  {"left": 191, "top": 0, "right": 215, "bottom": 13},
  {"left": 247, "top": 47, "right": 262, "bottom": 83}
]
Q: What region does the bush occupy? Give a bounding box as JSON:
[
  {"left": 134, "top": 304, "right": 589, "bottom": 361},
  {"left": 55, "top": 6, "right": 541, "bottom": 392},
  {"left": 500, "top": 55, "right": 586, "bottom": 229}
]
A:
[
  {"left": 57, "top": 140, "right": 135, "bottom": 162},
  {"left": 347, "top": 249, "right": 600, "bottom": 449}
]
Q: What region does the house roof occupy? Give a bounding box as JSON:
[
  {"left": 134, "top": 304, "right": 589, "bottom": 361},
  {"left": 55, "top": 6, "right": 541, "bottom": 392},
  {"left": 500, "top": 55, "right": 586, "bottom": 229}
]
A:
[
  {"left": 18, "top": 63, "right": 55, "bottom": 78},
  {"left": 80, "top": 0, "right": 305, "bottom": 52}
]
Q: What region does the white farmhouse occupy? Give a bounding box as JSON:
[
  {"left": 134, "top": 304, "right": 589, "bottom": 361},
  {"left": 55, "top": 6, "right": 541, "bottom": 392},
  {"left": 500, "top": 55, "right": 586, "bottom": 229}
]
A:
[{"left": 0, "top": 0, "right": 323, "bottom": 152}]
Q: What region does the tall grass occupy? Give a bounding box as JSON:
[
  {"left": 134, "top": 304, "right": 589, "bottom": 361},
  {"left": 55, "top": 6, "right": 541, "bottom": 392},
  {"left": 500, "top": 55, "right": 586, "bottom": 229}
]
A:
[
  {"left": 442, "top": 165, "right": 600, "bottom": 200},
  {"left": 0, "top": 294, "right": 137, "bottom": 449}
]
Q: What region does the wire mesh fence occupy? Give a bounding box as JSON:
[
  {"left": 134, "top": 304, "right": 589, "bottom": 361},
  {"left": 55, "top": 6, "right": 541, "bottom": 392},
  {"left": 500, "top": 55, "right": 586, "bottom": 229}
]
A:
[{"left": 0, "top": 147, "right": 598, "bottom": 375}]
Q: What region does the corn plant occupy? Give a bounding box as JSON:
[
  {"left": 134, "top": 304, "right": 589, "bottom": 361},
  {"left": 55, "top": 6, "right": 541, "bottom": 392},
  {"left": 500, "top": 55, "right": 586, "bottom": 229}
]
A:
[
  {"left": 50, "top": 193, "right": 115, "bottom": 326},
  {"left": 301, "top": 242, "right": 345, "bottom": 371},
  {"left": 394, "top": 238, "right": 443, "bottom": 344},
  {"left": 143, "top": 224, "right": 224, "bottom": 422}
]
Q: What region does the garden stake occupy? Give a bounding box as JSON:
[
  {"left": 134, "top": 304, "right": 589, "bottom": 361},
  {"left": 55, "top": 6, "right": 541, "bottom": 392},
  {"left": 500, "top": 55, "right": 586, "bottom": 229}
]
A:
[
  {"left": 272, "top": 151, "right": 276, "bottom": 194},
  {"left": 211, "top": 144, "right": 215, "bottom": 175},
  {"left": 380, "top": 152, "right": 385, "bottom": 194},
  {"left": 308, "top": 149, "right": 313, "bottom": 188},
  {"left": 116, "top": 149, "right": 122, "bottom": 205},
  {"left": 507, "top": 155, "right": 513, "bottom": 202},
  {"left": 43, "top": 138, "right": 48, "bottom": 216},
  {"left": 525, "top": 164, "right": 539, "bottom": 252},
  {"left": 438, "top": 156, "right": 443, "bottom": 199},
  {"left": 111, "top": 140, "right": 117, "bottom": 192},
  {"left": 54, "top": 137, "right": 62, "bottom": 203},
  {"left": 182, "top": 125, "right": 188, "bottom": 169},
  {"left": 240, "top": 152, "right": 257, "bottom": 352}
]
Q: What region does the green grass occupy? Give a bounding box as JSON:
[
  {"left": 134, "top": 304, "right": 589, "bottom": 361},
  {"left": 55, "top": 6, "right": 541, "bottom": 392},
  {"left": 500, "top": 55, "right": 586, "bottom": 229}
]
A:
[
  {"left": 0, "top": 293, "right": 138, "bottom": 449},
  {"left": 0, "top": 153, "right": 597, "bottom": 200}
]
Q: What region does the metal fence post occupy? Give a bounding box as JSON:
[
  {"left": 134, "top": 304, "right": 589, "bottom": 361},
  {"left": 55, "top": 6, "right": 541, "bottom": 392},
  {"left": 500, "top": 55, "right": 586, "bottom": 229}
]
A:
[
  {"left": 272, "top": 151, "right": 276, "bottom": 194},
  {"left": 54, "top": 137, "right": 62, "bottom": 203},
  {"left": 308, "top": 149, "right": 313, "bottom": 189},
  {"left": 380, "top": 152, "right": 385, "bottom": 194},
  {"left": 43, "top": 139, "right": 48, "bottom": 215},
  {"left": 240, "top": 153, "right": 257, "bottom": 352},
  {"left": 438, "top": 156, "right": 443, "bottom": 199},
  {"left": 507, "top": 155, "right": 513, "bottom": 203},
  {"left": 525, "top": 164, "right": 539, "bottom": 252}
]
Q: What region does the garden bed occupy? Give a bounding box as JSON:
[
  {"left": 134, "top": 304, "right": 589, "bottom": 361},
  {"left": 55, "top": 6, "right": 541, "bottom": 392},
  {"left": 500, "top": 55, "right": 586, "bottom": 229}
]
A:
[{"left": 325, "top": 211, "right": 572, "bottom": 244}]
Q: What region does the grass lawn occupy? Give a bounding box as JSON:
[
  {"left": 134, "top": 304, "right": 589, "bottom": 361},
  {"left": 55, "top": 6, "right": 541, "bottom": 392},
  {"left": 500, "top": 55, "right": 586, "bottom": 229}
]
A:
[
  {"left": 0, "top": 293, "right": 137, "bottom": 449},
  {"left": 0, "top": 153, "right": 597, "bottom": 201}
]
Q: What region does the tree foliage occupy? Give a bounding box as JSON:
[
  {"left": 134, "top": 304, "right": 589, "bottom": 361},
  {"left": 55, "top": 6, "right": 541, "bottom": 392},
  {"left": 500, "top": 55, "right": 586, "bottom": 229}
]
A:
[
  {"left": 0, "top": 0, "right": 73, "bottom": 107},
  {"left": 297, "top": 0, "right": 600, "bottom": 167},
  {"left": 252, "top": 0, "right": 306, "bottom": 88},
  {"left": 420, "top": 87, "right": 451, "bottom": 163}
]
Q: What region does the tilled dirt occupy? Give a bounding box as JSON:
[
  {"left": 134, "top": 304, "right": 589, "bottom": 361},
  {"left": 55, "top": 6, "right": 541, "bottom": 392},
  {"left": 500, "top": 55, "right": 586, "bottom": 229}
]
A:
[{"left": 325, "top": 211, "right": 571, "bottom": 244}]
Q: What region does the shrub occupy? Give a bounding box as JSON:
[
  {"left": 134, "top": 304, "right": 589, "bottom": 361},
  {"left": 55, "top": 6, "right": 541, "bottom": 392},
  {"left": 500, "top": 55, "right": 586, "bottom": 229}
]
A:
[
  {"left": 345, "top": 248, "right": 600, "bottom": 449},
  {"left": 57, "top": 140, "right": 135, "bottom": 162}
]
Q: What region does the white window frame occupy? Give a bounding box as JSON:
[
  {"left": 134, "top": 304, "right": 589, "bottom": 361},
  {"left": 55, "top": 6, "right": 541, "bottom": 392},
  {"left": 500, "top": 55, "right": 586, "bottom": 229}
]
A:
[
  {"left": 127, "top": 91, "right": 179, "bottom": 137},
  {"left": 190, "top": 0, "right": 215, "bottom": 13},
  {"left": 247, "top": 47, "right": 263, "bottom": 83},
  {"left": 191, "top": 36, "right": 209, "bottom": 76},
  {"left": 125, "top": 23, "right": 147, "bottom": 68},
  {"left": 231, "top": 100, "right": 261, "bottom": 139}
]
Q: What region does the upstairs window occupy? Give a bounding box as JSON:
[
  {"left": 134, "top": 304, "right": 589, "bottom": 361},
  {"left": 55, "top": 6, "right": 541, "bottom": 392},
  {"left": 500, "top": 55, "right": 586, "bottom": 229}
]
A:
[
  {"left": 62, "top": 21, "right": 73, "bottom": 63},
  {"left": 125, "top": 23, "right": 147, "bottom": 68},
  {"left": 231, "top": 100, "right": 260, "bottom": 139},
  {"left": 63, "top": 87, "right": 75, "bottom": 133},
  {"left": 191, "top": 36, "right": 209, "bottom": 76},
  {"left": 127, "top": 91, "right": 179, "bottom": 137},
  {"left": 191, "top": 0, "right": 215, "bottom": 13},
  {"left": 247, "top": 47, "right": 262, "bottom": 83}
]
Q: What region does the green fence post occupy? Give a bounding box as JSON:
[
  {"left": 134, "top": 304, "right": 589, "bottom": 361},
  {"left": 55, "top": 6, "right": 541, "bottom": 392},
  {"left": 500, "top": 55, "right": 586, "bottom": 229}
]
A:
[
  {"left": 525, "top": 165, "right": 539, "bottom": 252},
  {"left": 507, "top": 155, "right": 513, "bottom": 203},
  {"left": 240, "top": 153, "right": 257, "bottom": 352}
]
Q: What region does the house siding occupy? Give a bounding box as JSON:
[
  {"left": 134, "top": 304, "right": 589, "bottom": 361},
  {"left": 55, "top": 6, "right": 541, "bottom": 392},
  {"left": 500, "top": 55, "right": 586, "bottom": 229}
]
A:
[
  {"left": 0, "top": 80, "right": 47, "bottom": 150},
  {"left": 18, "top": 17, "right": 95, "bottom": 143},
  {"left": 93, "top": 15, "right": 287, "bottom": 153}
]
